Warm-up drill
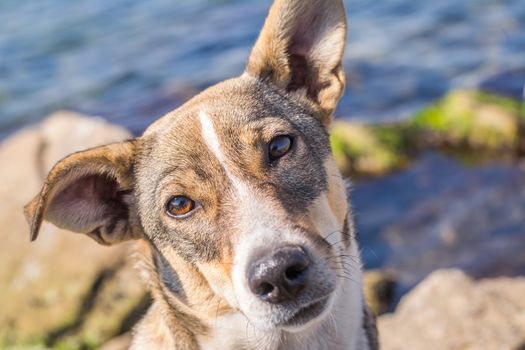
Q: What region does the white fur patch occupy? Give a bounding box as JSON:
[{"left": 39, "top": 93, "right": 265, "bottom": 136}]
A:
[
  {"left": 308, "top": 194, "right": 341, "bottom": 247},
  {"left": 199, "top": 111, "right": 227, "bottom": 166},
  {"left": 199, "top": 111, "right": 250, "bottom": 197}
]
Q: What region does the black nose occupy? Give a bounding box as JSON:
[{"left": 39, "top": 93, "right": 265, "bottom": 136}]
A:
[{"left": 248, "top": 246, "right": 310, "bottom": 304}]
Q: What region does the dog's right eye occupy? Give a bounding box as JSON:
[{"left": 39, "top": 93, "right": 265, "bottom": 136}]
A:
[
  {"left": 268, "top": 135, "right": 292, "bottom": 162},
  {"left": 166, "top": 196, "right": 195, "bottom": 218}
]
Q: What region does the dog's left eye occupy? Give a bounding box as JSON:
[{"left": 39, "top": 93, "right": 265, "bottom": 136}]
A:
[
  {"left": 269, "top": 135, "right": 292, "bottom": 162},
  {"left": 166, "top": 196, "right": 195, "bottom": 218}
]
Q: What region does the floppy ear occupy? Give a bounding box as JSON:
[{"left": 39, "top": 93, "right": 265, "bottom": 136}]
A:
[
  {"left": 246, "top": 0, "right": 347, "bottom": 125},
  {"left": 24, "top": 140, "right": 143, "bottom": 245}
]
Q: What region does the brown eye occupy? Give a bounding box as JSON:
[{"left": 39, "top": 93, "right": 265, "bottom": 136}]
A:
[
  {"left": 269, "top": 135, "right": 292, "bottom": 162},
  {"left": 166, "top": 196, "right": 195, "bottom": 218}
]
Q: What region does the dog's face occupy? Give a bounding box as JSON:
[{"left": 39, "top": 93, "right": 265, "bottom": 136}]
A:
[
  {"left": 25, "top": 0, "right": 350, "bottom": 333},
  {"left": 135, "top": 76, "right": 351, "bottom": 331}
]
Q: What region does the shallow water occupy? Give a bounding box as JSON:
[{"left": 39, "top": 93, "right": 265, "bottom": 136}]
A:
[
  {"left": 353, "top": 152, "right": 525, "bottom": 297},
  {"left": 1, "top": 0, "right": 524, "bottom": 138}
]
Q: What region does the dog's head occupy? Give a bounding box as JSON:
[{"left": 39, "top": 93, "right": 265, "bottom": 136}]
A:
[{"left": 25, "top": 0, "right": 352, "bottom": 333}]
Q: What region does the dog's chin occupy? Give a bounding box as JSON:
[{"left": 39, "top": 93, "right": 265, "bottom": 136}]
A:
[
  {"left": 248, "top": 295, "right": 334, "bottom": 333},
  {"left": 279, "top": 295, "right": 333, "bottom": 333}
]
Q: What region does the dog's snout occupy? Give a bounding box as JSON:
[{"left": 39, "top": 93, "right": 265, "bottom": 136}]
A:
[{"left": 248, "top": 246, "right": 310, "bottom": 304}]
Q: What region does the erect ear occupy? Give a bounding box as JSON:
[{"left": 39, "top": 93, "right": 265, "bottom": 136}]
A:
[
  {"left": 246, "top": 0, "right": 347, "bottom": 125},
  {"left": 24, "top": 140, "right": 143, "bottom": 245}
]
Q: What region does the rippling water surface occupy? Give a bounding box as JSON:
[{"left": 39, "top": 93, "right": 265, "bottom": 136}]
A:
[
  {"left": 352, "top": 153, "right": 525, "bottom": 297},
  {"left": 1, "top": 0, "right": 524, "bottom": 138}
]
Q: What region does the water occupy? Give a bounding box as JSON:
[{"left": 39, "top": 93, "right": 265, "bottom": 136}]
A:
[
  {"left": 1, "top": 0, "right": 524, "bottom": 139},
  {"left": 352, "top": 153, "right": 525, "bottom": 298}
]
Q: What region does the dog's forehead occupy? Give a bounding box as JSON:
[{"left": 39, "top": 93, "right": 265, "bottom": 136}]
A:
[
  {"left": 135, "top": 78, "right": 282, "bottom": 202},
  {"left": 137, "top": 74, "right": 330, "bottom": 197},
  {"left": 145, "top": 77, "right": 276, "bottom": 137},
  {"left": 142, "top": 76, "right": 308, "bottom": 163}
]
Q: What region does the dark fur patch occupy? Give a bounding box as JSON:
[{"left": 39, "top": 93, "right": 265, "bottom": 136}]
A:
[
  {"left": 341, "top": 213, "right": 352, "bottom": 249},
  {"left": 363, "top": 302, "right": 379, "bottom": 350},
  {"left": 154, "top": 247, "right": 186, "bottom": 299}
]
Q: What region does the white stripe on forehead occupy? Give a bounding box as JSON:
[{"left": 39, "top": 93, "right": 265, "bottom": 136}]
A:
[
  {"left": 199, "top": 111, "right": 234, "bottom": 178},
  {"left": 199, "top": 110, "right": 251, "bottom": 198},
  {"left": 198, "top": 111, "right": 271, "bottom": 218}
]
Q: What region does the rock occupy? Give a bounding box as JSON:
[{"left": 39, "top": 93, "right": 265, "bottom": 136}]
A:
[
  {"left": 331, "top": 90, "right": 525, "bottom": 177},
  {"left": 411, "top": 90, "right": 522, "bottom": 151},
  {"left": 330, "top": 122, "right": 411, "bottom": 176},
  {"left": 39, "top": 110, "right": 131, "bottom": 174},
  {"left": 99, "top": 333, "right": 132, "bottom": 350},
  {"left": 363, "top": 270, "right": 397, "bottom": 316},
  {"left": 378, "top": 269, "right": 525, "bottom": 350},
  {"left": 0, "top": 111, "right": 147, "bottom": 349}
]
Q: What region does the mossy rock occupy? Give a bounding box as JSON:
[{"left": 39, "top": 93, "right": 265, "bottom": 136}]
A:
[
  {"left": 0, "top": 247, "right": 147, "bottom": 350},
  {"left": 2, "top": 346, "right": 49, "bottom": 350},
  {"left": 330, "top": 90, "right": 525, "bottom": 178},
  {"left": 330, "top": 122, "right": 412, "bottom": 176},
  {"left": 46, "top": 260, "right": 149, "bottom": 350},
  {"left": 0, "top": 113, "right": 147, "bottom": 350},
  {"left": 363, "top": 270, "right": 397, "bottom": 316},
  {"left": 411, "top": 90, "right": 523, "bottom": 151}
]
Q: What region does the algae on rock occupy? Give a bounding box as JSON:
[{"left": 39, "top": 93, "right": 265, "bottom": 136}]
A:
[
  {"left": 330, "top": 122, "right": 412, "bottom": 176},
  {"left": 0, "top": 112, "right": 148, "bottom": 350},
  {"left": 411, "top": 90, "right": 522, "bottom": 150},
  {"left": 330, "top": 90, "right": 525, "bottom": 177}
]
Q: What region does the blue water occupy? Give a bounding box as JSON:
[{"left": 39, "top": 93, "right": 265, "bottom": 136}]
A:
[
  {"left": 352, "top": 152, "right": 525, "bottom": 297},
  {"left": 1, "top": 0, "right": 524, "bottom": 139}
]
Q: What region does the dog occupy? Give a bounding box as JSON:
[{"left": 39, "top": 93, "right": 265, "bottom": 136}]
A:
[{"left": 24, "top": 0, "right": 378, "bottom": 348}]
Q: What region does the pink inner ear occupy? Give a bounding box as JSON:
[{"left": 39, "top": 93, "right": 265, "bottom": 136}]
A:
[{"left": 45, "top": 174, "right": 128, "bottom": 234}]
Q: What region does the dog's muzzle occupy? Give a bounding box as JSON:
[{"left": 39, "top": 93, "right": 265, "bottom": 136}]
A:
[{"left": 236, "top": 237, "right": 338, "bottom": 331}]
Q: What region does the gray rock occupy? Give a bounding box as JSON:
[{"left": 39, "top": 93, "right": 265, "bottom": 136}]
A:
[
  {"left": 0, "top": 111, "right": 146, "bottom": 349},
  {"left": 378, "top": 269, "right": 525, "bottom": 350}
]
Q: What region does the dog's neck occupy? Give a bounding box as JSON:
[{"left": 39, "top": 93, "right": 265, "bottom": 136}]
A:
[{"left": 132, "top": 235, "right": 376, "bottom": 350}]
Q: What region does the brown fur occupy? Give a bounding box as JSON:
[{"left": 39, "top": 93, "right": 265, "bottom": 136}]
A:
[
  {"left": 246, "top": 0, "right": 347, "bottom": 124},
  {"left": 25, "top": 140, "right": 142, "bottom": 245}
]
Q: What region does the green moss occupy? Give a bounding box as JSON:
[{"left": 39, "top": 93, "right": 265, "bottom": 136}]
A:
[
  {"left": 476, "top": 91, "right": 525, "bottom": 118},
  {"left": 0, "top": 260, "right": 146, "bottom": 350},
  {"left": 410, "top": 90, "right": 521, "bottom": 150},
  {"left": 411, "top": 90, "right": 476, "bottom": 142},
  {"left": 330, "top": 89, "right": 524, "bottom": 177},
  {"left": 330, "top": 122, "right": 409, "bottom": 176},
  {"left": 48, "top": 266, "right": 147, "bottom": 350},
  {"left": 53, "top": 337, "right": 83, "bottom": 350},
  {"left": 373, "top": 124, "right": 416, "bottom": 153},
  {"left": 1, "top": 337, "right": 48, "bottom": 350}
]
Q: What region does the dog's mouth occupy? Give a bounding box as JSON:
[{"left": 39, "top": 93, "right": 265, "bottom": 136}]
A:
[{"left": 279, "top": 296, "right": 331, "bottom": 329}]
